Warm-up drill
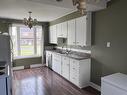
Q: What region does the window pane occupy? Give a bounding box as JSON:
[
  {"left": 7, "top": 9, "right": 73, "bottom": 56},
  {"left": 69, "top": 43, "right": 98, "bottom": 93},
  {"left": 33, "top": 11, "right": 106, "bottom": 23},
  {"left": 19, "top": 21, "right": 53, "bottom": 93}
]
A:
[
  {"left": 20, "top": 27, "right": 34, "bottom": 56},
  {"left": 36, "top": 28, "right": 42, "bottom": 56}
]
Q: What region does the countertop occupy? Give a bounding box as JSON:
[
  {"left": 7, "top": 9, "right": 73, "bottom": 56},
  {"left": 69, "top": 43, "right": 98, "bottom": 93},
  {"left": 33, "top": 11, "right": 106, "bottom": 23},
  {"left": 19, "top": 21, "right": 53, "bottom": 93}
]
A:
[{"left": 46, "top": 50, "right": 91, "bottom": 60}]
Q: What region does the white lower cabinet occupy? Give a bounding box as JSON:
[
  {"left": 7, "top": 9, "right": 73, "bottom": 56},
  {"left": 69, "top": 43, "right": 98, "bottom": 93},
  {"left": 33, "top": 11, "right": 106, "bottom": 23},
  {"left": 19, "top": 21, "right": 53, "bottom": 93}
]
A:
[
  {"left": 70, "top": 58, "right": 91, "bottom": 88},
  {"left": 51, "top": 53, "right": 91, "bottom": 88},
  {"left": 52, "top": 53, "right": 62, "bottom": 75},
  {"left": 62, "top": 56, "right": 70, "bottom": 80}
]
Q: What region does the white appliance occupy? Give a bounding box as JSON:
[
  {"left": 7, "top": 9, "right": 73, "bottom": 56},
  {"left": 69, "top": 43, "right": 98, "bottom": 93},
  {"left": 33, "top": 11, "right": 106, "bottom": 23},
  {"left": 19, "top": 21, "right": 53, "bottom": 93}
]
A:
[
  {"left": 0, "top": 34, "right": 12, "bottom": 95},
  {"left": 101, "top": 73, "right": 127, "bottom": 95},
  {"left": 46, "top": 51, "right": 52, "bottom": 69}
]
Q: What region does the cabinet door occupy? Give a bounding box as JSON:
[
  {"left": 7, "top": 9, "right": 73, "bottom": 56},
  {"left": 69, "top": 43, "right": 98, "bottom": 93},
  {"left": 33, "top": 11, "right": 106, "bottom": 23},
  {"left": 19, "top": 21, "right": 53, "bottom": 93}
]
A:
[
  {"left": 52, "top": 54, "right": 62, "bottom": 75},
  {"left": 62, "top": 57, "right": 70, "bottom": 80},
  {"left": 53, "top": 25, "right": 57, "bottom": 43},
  {"left": 61, "top": 22, "right": 67, "bottom": 38},
  {"left": 52, "top": 57, "right": 57, "bottom": 72},
  {"left": 67, "top": 19, "right": 76, "bottom": 45},
  {"left": 49, "top": 26, "right": 53, "bottom": 43},
  {"left": 76, "top": 16, "right": 86, "bottom": 46},
  {"left": 57, "top": 23, "right": 62, "bottom": 37},
  {"left": 49, "top": 25, "right": 57, "bottom": 44}
]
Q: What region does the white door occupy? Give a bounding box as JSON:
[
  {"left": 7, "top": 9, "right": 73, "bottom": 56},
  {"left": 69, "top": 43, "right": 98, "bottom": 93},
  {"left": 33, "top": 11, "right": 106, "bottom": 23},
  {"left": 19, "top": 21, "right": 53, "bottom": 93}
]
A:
[
  {"left": 62, "top": 57, "right": 70, "bottom": 80},
  {"left": 49, "top": 25, "right": 57, "bottom": 44},
  {"left": 52, "top": 54, "right": 62, "bottom": 75},
  {"left": 57, "top": 23, "right": 62, "bottom": 37},
  {"left": 61, "top": 22, "right": 67, "bottom": 38},
  {"left": 70, "top": 59, "right": 79, "bottom": 86},
  {"left": 67, "top": 19, "right": 76, "bottom": 45},
  {"left": 52, "top": 54, "right": 57, "bottom": 72},
  {"left": 49, "top": 26, "right": 53, "bottom": 43},
  {"left": 52, "top": 25, "right": 57, "bottom": 43},
  {"left": 56, "top": 60, "right": 62, "bottom": 75},
  {"left": 76, "top": 16, "right": 86, "bottom": 46}
]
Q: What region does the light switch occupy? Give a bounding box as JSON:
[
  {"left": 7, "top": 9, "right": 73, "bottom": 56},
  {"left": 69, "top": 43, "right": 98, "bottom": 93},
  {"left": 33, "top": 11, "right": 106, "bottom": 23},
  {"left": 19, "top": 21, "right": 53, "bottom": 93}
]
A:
[{"left": 107, "top": 42, "right": 111, "bottom": 47}]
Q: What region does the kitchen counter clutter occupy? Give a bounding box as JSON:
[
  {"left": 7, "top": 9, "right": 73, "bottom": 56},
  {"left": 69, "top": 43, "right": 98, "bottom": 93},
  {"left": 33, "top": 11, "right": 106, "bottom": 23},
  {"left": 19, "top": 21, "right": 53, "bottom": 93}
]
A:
[{"left": 46, "top": 50, "right": 91, "bottom": 88}]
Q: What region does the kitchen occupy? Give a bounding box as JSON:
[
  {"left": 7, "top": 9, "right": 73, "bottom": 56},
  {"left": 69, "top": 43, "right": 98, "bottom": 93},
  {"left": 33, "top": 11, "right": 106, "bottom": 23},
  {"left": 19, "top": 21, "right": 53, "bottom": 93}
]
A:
[{"left": 0, "top": 0, "right": 127, "bottom": 95}]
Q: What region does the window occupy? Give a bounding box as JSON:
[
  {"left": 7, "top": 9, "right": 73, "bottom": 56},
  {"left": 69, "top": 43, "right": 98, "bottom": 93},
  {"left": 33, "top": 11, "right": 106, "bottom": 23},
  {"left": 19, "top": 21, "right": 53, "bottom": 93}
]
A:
[{"left": 11, "top": 25, "right": 42, "bottom": 57}]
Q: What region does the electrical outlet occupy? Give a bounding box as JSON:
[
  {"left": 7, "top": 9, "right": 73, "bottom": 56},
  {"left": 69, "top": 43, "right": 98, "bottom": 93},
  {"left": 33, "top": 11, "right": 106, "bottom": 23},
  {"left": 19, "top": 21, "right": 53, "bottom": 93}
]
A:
[{"left": 107, "top": 42, "right": 111, "bottom": 47}]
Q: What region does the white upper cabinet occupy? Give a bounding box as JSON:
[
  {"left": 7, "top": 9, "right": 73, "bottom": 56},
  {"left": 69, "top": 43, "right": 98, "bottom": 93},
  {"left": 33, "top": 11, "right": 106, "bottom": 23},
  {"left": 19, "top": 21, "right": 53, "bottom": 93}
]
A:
[
  {"left": 57, "top": 23, "right": 62, "bottom": 37},
  {"left": 76, "top": 16, "right": 87, "bottom": 46},
  {"left": 57, "top": 22, "right": 67, "bottom": 38},
  {"left": 67, "top": 12, "right": 91, "bottom": 46},
  {"left": 49, "top": 12, "right": 91, "bottom": 46},
  {"left": 61, "top": 22, "right": 67, "bottom": 38},
  {"left": 67, "top": 19, "right": 76, "bottom": 45},
  {"left": 76, "top": 13, "right": 91, "bottom": 46},
  {"left": 49, "top": 25, "right": 57, "bottom": 44},
  {"left": 85, "top": 12, "right": 91, "bottom": 46}
]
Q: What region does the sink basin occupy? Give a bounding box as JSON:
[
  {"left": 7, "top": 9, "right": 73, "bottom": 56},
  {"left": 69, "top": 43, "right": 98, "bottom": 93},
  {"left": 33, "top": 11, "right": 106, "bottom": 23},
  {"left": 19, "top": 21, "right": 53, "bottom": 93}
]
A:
[{"left": 55, "top": 51, "right": 66, "bottom": 54}]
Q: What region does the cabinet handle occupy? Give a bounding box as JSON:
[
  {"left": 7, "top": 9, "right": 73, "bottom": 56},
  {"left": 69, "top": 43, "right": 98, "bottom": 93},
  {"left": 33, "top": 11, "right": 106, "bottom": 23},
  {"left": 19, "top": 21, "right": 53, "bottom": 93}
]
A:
[
  {"left": 73, "top": 42, "right": 75, "bottom": 43},
  {"left": 73, "top": 68, "right": 75, "bottom": 70},
  {"left": 77, "top": 42, "right": 79, "bottom": 43}
]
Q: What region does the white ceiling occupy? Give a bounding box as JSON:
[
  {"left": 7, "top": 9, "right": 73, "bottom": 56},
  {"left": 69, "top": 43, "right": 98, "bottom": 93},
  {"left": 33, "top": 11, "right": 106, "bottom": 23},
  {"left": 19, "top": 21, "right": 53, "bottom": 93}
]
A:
[{"left": 0, "top": 0, "right": 76, "bottom": 21}]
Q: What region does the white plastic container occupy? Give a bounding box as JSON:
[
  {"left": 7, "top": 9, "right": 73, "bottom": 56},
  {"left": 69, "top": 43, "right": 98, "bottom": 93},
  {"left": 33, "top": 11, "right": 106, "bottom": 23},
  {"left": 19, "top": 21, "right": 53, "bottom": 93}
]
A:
[{"left": 101, "top": 73, "right": 127, "bottom": 95}]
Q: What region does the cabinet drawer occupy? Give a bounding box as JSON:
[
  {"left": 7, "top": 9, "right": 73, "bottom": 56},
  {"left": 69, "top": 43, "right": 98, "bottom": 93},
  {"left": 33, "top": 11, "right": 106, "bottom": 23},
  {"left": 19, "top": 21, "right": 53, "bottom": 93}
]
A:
[
  {"left": 70, "top": 59, "right": 79, "bottom": 72},
  {"left": 70, "top": 73, "right": 79, "bottom": 86},
  {"left": 70, "top": 59, "right": 79, "bottom": 67}
]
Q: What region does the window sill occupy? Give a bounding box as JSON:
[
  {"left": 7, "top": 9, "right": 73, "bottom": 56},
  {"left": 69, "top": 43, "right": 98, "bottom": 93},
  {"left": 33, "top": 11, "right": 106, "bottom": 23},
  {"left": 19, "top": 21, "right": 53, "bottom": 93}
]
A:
[{"left": 14, "top": 55, "right": 41, "bottom": 60}]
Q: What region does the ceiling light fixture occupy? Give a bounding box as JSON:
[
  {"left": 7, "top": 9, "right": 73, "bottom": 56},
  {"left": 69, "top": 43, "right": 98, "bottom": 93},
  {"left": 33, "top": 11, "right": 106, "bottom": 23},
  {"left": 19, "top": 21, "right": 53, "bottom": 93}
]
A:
[
  {"left": 72, "top": 0, "right": 86, "bottom": 15},
  {"left": 23, "top": 11, "right": 38, "bottom": 29}
]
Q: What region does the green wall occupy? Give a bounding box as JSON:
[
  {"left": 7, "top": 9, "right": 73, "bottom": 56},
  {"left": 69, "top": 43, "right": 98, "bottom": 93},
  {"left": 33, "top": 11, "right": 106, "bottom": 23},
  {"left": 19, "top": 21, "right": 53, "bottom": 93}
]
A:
[
  {"left": 91, "top": 0, "right": 127, "bottom": 85},
  {"left": 13, "top": 57, "right": 42, "bottom": 67},
  {"left": 50, "top": 0, "right": 127, "bottom": 86}
]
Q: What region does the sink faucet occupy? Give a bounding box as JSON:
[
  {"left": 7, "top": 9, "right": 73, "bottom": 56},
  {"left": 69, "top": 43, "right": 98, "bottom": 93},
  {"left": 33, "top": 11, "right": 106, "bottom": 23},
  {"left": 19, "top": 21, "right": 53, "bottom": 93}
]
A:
[{"left": 65, "top": 47, "right": 72, "bottom": 55}]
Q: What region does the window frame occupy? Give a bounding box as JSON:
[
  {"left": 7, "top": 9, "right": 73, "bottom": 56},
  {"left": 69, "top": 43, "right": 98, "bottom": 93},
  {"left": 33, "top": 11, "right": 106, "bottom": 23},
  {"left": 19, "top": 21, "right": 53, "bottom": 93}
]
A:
[{"left": 10, "top": 25, "right": 42, "bottom": 57}]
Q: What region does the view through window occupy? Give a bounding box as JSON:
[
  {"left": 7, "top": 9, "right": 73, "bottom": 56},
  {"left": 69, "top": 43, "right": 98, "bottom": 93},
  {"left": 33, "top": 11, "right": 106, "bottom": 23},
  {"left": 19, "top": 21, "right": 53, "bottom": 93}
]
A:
[{"left": 11, "top": 25, "right": 42, "bottom": 57}]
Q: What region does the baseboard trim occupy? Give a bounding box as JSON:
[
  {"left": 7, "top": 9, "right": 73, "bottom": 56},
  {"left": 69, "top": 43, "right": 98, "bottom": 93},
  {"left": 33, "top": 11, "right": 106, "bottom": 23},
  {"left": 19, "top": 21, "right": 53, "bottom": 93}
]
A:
[
  {"left": 30, "top": 64, "right": 44, "bottom": 68},
  {"left": 13, "top": 66, "right": 24, "bottom": 71},
  {"left": 89, "top": 82, "right": 101, "bottom": 91}
]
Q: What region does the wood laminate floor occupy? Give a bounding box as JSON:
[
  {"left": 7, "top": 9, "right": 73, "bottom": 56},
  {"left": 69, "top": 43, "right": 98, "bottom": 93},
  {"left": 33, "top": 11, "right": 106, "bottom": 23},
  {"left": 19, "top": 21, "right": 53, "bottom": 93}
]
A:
[{"left": 13, "top": 67, "right": 100, "bottom": 95}]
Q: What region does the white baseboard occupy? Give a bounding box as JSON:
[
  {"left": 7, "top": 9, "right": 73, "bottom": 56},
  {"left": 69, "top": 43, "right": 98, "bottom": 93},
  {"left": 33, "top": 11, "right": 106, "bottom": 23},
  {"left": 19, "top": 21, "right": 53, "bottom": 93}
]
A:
[
  {"left": 89, "top": 82, "right": 101, "bottom": 91},
  {"left": 30, "top": 64, "right": 44, "bottom": 68},
  {"left": 13, "top": 66, "right": 24, "bottom": 71}
]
